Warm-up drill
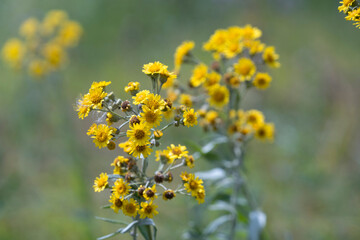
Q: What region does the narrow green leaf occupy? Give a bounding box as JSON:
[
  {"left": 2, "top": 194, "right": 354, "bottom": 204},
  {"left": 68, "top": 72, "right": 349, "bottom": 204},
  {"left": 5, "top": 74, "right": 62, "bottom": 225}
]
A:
[
  {"left": 95, "top": 216, "right": 129, "bottom": 225},
  {"left": 204, "top": 214, "right": 232, "bottom": 235},
  {"left": 96, "top": 220, "right": 138, "bottom": 240}
]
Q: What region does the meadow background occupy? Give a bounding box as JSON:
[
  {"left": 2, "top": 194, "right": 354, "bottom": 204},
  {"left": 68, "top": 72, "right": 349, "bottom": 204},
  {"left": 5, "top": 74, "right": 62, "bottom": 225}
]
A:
[{"left": 1, "top": 0, "right": 360, "bottom": 239}]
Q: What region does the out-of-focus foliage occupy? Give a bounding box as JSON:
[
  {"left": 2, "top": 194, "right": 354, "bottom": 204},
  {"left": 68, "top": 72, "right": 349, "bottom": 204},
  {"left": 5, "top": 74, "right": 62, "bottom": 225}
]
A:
[{"left": 0, "top": 0, "right": 360, "bottom": 239}]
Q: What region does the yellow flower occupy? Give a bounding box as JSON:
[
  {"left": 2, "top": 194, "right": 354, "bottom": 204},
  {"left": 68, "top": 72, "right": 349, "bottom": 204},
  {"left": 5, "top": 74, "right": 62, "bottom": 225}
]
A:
[
  {"left": 204, "top": 71, "right": 221, "bottom": 89},
  {"left": 109, "top": 193, "right": 124, "bottom": 213},
  {"left": 203, "top": 29, "right": 228, "bottom": 53},
  {"left": 174, "top": 41, "right": 195, "bottom": 71},
  {"left": 237, "top": 124, "right": 253, "bottom": 137},
  {"left": 263, "top": 46, "right": 280, "bottom": 68},
  {"left": 139, "top": 201, "right": 159, "bottom": 219},
  {"left": 111, "top": 156, "right": 129, "bottom": 175},
  {"left": 180, "top": 172, "right": 190, "bottom": 182},
  {"left": 140, "top": 105, "right": 163, "bottom": 127},
  {"left": 112, "top": 178, "right": 131, "bottom": 197},
  {"left": 255, "top": 123, "right": 275, "bottom": 141},
  {"left": 2, "top": 38, "right": 25, "bottom": 67},
  {"left": 190, "top": 63, "right": 208, "bottom": 87},
  {"left": 143, "top": 93, "right": 166, "bottom": 110},
  {"left": 41, "top": 10, "right": 68, "bottom": 35},
  {"left": 57, "top": 20, "right": 83, "bottom": 47},
  {"left": 161, "top": 70, "right": 177, "bottom": 84},
  {"left": 28, "top": 59, "right": 48, "bottom": 77},
  {"left": 167, "top": 144, "right": 188, "bottom": 161},
  {"left": 241, "top": 24, "right": 262, "bottom": 40},
  {"left": 126, "top": 122, "right": 151, "bottom": 145},
  {"left": 86, "top": 87, "right": 107, "bottom": 109},
  {"left": 86, "top": 123, "right": 97, "bottom": 135},
  {"left": 208, "top": 84, "right": 230, "bottom": 108},
  {"left": 122, "top": 199, "right": 139, "bottom": 217},
  {"left": 233, "top": 58, "right": 256, "bottom": 80},
  {"left": 93, "top": 173, "right": 108, "bottom": 192},
  {"left": 90, "top": 81, "right": 111, "bottom": 90},
  {"left": 246, "top": 40, "right": 265, "bottom": 55},
  {"left": 154, "top": 130, "right": 163, "bottom": 139},
  {"left": 185, "top": 155, "right": 195, "bottom": 168},
  {"left": 162, "top": 74, "right": 176, "bottom": 89},
  {"left": 183, "top": 108, "right": 198, "bottom": 127},
  {"left": 19, "top": 18, "right": 39, "bottom": 39},
  {"left": 162, "top": 189, "right": 176, "bottom": 201},
  {"left": 142, "top": 61, "right": 168, "bottom": 75},
  {"left": 253, "top": 72, "right": 272, "bottom": 89},
  {"left": 133, "top": 90, "right": 150, "bottom": 105},
  {"left": 89, "top": 124, "right": 114, "bottom": 149},
  {"left": 143, "top": 185, "right": 158, "bottom": 201},
  {"left": 228, "top": 76, "right": 242, "bottom": 88},
  {"left": 155, "top": 149, "right": 172, "bottom": 164},
  {"left": 204, "top": 110, "right": 219, "bottom": 125},
  {"left": 129, "top": 142, "right": 153, "bottom": 158},
  {"left": 76, "top": 96, "right": 92, "bottom": 119},
  {"left": 184, "top": 174, "right": 204, "bottom": 196},
  {"left": 338, "top": 0, "right": 355, "bottom": 13},
  {"left": 223, "top": 41, "right": 243, "bottom": 59},
  {"left": 227, "top": 26, "right": 243, "bottom": 42},
  {"left": 345, "top": 7, "right": 360, "bottom": 21},
  {"left": 119, "top": 141, "right": 132, "bottom": 153},
  {"left": 195, "top": 188, "right": 205, "bottom": 204},
  {"left": 246, "top": 110, "right": 265, "bottom": 129},
  {"left": 124, "top": 82, "right": 140, "bottom": 93},
  {"left": 43, "top": 42, "right": 66, "bottom": 68},
  {"left": 179, "top": 94, "right": 193, "bottom": 108}
]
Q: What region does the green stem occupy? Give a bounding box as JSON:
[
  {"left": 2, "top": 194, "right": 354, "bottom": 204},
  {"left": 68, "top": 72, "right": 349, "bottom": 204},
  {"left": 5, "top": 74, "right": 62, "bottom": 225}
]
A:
[
  {"left": 229, "top": 143, "right": 243, "bottom": 240},
  {"left": 132, "top": 224, "right": 137, "bottom": 240}
]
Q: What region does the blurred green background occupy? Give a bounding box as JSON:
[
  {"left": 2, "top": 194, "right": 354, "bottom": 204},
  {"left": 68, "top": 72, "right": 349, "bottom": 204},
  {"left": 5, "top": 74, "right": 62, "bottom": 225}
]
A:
[{"left": 1, "top": 0, "right": 360, "bottom": 239}]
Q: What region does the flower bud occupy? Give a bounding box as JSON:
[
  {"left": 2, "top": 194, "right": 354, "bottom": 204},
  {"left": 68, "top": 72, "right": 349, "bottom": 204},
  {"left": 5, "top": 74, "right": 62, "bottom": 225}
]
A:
[
  {"left": 211, "top": 61, "right": 220, "bottom": 72},
  {"left": 154, "top": 130, "right": 163, "bottom": 139},
  {"left": 107, "top": 141, "right": 116, "bottom": 150},
  {"left": 130, "top": 115, "right": 140, "bottom": 126},
  {"left": 164, "top": 171, "right": 173, "bottom": 182},
  {"left": 154, "top": 172, "right": 164, "bottom": 183},
  {"left": 121, "top": 100, "right": 131, "bottom": 112}
]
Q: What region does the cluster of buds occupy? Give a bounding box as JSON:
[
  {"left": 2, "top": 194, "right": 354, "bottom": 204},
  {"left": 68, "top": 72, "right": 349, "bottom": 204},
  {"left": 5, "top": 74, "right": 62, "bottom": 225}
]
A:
[
  {"left": 339, "top": 0, "right": 360, "bottom": 28},
  {"left": 1, "top": 10, "right": 82, "bottom": 78},
  {"left": 166, "top": 25, "right": 279, "bottom": 143},
  {"left": 76, "top": 61, "right": 205, "bottom": 222}
]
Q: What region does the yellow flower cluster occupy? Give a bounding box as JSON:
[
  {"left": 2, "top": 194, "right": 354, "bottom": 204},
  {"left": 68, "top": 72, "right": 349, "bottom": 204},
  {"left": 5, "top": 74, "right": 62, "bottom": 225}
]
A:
[
  {"left": 77, "top": 61, "right": 205, "bottom": 221},
  {"left": 167, "top": 25, "right": 278, "bottom": 143},
  {"left": 339, "top": 0, "right": 360, "bottom": 28},
  {"left": 1, "top": 10, "right": 82, "bottom": 78},
  {"left": 203, "top": 25, "right": 280, "bottom": 68}
]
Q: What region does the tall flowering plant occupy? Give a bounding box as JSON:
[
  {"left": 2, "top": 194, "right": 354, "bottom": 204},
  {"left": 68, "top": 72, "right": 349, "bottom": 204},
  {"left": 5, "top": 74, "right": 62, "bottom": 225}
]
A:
[
  {"left": 166, "top": 25, "right": 280, "bottom": 239},
  {"left": 2, "top": 10, "right": 82, "bottom": 78},
  {"left": 76, "top": 62, "right": 205, "bottom": 239}
]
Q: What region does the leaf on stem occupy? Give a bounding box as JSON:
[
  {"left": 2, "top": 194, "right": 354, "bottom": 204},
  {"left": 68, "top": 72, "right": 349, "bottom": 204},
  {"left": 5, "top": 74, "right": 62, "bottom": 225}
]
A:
[{"left": 138, "top": 218, "right": 157, "bottom": 240}]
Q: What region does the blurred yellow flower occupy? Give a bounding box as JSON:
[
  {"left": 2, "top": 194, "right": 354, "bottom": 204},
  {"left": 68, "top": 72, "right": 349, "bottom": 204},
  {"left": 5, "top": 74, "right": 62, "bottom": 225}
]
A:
[
  {"left": 233, "top": 58, "right": 256, "bottom": 80},
  {"left": 93, "top": 173, "right": 108, "bottom": 192},
  {"left": 174, "top": 41, "right": 195, "bottom": 72},
  {"left": 253, "top": 72, "right": 272, "bottom": 89},
  {"left": 208, "top": 84, "right": 230, "bottom": 108}
]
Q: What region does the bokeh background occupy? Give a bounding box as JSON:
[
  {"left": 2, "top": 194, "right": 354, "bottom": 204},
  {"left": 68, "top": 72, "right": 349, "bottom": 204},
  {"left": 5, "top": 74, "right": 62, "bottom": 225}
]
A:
[{"left": 1, "top": 0, "right": 360, "bottom": 239}]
